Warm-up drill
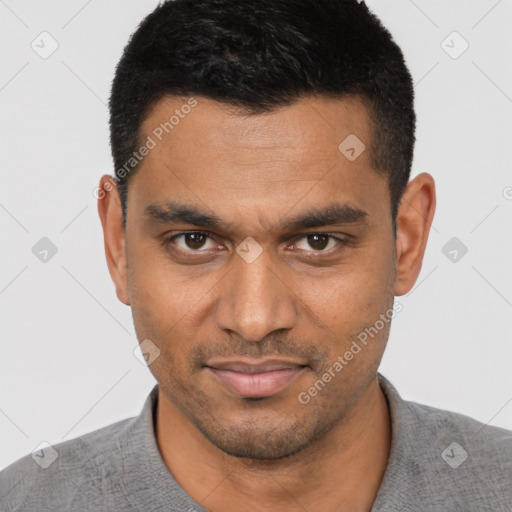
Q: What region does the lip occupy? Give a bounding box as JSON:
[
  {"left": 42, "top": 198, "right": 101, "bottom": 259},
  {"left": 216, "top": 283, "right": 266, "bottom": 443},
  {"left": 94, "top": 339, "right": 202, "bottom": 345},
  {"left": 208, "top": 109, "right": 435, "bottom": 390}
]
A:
[{"left": 205, "top": 358, "right": 307, "bottom": 398}]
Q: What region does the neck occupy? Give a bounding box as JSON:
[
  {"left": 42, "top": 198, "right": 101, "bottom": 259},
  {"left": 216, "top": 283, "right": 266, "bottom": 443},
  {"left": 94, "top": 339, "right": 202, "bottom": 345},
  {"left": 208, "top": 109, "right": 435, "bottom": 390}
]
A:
[{"left": 155, "top": 376, "right": 391, "bottom": 512}]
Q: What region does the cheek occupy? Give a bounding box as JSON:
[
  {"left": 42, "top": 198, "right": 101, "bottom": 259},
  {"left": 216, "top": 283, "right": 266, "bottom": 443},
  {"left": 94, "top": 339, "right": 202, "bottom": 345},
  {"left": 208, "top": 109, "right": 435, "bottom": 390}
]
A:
[
  {"left": 127, "top": 244, "right": 220, "bottom": 369},
  {"left": 128, "top": 265, "right": 200, "bottom": 386},
  {"left": 299, "top": 253, "right": 394, "bottom": 333}
]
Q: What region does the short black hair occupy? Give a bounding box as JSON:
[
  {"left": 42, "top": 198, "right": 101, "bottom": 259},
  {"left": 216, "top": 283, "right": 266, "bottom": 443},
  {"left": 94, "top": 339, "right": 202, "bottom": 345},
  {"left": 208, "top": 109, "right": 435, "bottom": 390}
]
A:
[{"left": 109, "top": 0, "right": 415, "bottom": 230}]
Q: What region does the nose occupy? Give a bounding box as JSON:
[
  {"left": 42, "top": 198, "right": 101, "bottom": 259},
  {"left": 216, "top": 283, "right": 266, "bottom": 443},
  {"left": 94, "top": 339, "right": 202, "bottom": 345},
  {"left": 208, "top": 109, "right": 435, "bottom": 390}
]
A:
[{"left": 214, "top": 246, "right": 298, "bottom": 342}]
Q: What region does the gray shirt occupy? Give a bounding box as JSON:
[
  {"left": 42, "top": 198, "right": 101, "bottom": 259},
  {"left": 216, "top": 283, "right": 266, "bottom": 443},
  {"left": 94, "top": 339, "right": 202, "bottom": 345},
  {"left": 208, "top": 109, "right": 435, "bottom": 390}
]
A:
[{"left": 1, "top": 374, "right": 511, "bottom": 511}]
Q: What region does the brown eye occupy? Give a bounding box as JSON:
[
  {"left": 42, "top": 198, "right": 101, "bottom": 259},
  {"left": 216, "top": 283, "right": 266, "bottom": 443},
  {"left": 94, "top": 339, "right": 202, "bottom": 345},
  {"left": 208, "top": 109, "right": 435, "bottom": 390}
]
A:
[
  {"left": 166, "top": 232, "right": 217, "bottom": 252},
  {"left": 183, "top": 233, "right": 207, "bottom": 250},
  {"left": 306, "top": 234, "right": 329, "bottom": 250},
  {"left": 294, "top": 234, "right": 346, "bottom": 252}
]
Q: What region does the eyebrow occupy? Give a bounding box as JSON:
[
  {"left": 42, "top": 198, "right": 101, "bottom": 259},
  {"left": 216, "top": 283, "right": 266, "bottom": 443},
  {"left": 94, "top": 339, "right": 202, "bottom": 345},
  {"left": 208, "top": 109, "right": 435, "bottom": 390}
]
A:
[{"left": 143, "top": 201, "right": 368, "bottom": 232}]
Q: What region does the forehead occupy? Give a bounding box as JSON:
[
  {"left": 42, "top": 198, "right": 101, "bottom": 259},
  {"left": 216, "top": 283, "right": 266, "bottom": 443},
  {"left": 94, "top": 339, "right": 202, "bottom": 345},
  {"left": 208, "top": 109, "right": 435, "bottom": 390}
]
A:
[
  {"left": 129, "top": 94, "right": 389, "bottom": 232},
  {"left": 140, "top": 93, "right": 373, "bottom": 160}
]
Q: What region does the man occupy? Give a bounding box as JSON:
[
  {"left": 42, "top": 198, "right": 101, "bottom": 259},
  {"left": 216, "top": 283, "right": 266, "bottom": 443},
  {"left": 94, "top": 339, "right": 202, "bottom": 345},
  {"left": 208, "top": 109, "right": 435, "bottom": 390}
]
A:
[{"left": 1, "top": 0, "right": 510, "bottom": 510}]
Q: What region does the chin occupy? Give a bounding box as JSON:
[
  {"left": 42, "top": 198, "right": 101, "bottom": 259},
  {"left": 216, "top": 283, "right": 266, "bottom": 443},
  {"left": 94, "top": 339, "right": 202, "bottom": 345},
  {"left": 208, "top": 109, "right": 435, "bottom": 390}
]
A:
[{"left": 192, "top": 413, "right": 329, "bottom": 461}]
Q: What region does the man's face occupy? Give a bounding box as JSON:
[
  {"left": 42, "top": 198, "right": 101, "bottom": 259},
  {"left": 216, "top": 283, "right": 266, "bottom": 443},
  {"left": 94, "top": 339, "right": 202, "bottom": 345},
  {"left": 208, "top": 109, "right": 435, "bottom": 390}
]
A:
[{"left": 124, "top": 95, "right": 397, "bottom": 459}]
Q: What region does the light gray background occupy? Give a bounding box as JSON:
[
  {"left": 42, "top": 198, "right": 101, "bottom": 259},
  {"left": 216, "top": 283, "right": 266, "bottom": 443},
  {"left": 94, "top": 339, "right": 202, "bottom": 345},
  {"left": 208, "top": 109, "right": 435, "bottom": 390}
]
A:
[{"left": 1, "top": 0, "right": 511, "bottom": 470}]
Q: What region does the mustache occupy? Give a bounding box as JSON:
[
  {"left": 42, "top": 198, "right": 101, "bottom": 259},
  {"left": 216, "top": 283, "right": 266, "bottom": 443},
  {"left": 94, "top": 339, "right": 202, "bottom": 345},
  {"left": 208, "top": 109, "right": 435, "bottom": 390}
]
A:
[{"left": 190, "top": 338, "right": 329, "bottom": 371}]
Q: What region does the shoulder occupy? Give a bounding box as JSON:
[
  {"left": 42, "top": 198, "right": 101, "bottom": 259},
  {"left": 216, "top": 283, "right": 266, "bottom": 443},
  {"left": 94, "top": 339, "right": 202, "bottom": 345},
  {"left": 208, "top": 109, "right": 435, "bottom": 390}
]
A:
[
  {"left": 376, "top": 375, "right": 512, "bottom": 511},
  {"left": 406, "top": 396, "right": 512, "bottom": 458},
  {"left": 408, "top": 400, "right": 512, "bottom": 509},
  {"left": 0, "top": 416, "right": 134, "bottom": 512}
]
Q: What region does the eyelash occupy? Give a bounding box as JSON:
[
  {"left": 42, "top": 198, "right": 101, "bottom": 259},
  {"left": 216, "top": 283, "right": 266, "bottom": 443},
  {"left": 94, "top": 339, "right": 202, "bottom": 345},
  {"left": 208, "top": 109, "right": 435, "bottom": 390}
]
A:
[{"left": 162, "top": 231, "right": 348, "bottom": 255}]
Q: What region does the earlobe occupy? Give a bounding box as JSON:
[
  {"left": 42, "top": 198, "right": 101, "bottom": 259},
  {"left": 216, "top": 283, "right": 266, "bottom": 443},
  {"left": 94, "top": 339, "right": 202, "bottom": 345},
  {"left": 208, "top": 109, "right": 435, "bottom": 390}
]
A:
[
  {"left": 97, "top": 175, "right": 131, "bottom": 306},
  {"left": 394, "top": 173, "right": 436, "bottom": 296}
]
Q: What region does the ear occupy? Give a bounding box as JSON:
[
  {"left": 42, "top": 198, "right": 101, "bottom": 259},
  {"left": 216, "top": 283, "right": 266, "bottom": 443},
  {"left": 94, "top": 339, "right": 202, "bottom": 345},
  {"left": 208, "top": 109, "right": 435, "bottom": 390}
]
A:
[
  {"left": 97, "top": 175, "right": 131, "bottom": 305},
  {"left": 394, "top": 172, "right": 436, "bottom": 296}
]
